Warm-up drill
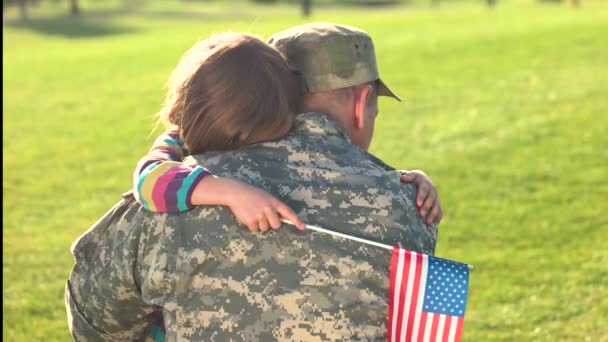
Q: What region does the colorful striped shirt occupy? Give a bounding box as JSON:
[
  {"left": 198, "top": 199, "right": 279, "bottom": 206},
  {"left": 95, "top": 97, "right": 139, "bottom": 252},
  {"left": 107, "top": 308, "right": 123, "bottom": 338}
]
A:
[{"left": 133, "top": 130, "right": 211, "bottom": 213}]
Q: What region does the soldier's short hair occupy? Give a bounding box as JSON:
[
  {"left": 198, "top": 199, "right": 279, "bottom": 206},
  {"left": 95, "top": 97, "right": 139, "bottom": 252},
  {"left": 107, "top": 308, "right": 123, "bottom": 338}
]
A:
[{"left": 159, "top": 32, "right": 301, "bottom": 154}]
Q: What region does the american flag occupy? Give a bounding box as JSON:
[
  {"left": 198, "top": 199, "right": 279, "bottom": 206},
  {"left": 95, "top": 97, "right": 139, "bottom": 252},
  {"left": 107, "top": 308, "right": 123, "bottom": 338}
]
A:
[
  {"left": 279, "top": 220, "right": 471, "bottom": 342},
  {"left": 388, "top": 247, "right": 470, "bottom": 342}
]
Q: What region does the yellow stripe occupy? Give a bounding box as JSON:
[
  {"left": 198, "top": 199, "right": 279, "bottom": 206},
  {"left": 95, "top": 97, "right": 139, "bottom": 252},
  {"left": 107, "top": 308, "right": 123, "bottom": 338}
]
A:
[{"left": 140, "top": 161, "right": 181, "bottom": 212}]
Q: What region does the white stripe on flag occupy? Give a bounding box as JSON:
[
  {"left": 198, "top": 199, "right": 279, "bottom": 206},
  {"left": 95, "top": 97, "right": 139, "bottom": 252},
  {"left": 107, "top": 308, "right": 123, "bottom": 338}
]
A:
[
  {"left": 423, "top": 313, "right": 434, "bottom": 342},
  {"left": 391, "top": 249, "right": 406, "bottom": 342},
  {"left": 399, "top": 251, "right": 418, "bottom": 342},
  {"left": 411, "top": 254, "right": 428, "bottom": 341},
  {"left": 448, "top": 316, "right": 458, "bottom": 342},
  {"left": 436, "top": 315, "right": 446, "bottom": 342}
]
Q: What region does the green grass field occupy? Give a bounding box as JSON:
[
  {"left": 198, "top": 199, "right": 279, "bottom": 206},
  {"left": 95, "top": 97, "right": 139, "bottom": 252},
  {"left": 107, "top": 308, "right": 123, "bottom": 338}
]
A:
[{"left": 3, "top": 0, "right": 608, "bottom": 340}]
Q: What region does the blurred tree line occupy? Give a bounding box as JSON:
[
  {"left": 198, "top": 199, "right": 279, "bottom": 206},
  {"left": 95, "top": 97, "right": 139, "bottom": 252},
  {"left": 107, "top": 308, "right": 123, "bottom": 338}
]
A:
[
  {"left": 2, "top": 0, "right": 151, "bottom": 20},
  {"left": 2, "top": 0, "right": 582, "bottom": 21},
  {"left": 3, "top": 0, "right": 80, "bottom": 19},
  {"left": 253, "top": 0, "right": 581, "bottom": 10}
]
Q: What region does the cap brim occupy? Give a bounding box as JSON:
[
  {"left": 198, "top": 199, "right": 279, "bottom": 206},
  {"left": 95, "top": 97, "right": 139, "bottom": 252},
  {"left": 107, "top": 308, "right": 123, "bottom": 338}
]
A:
[{"left": 377, "top": 79, "right": 402, "bottom": 102}]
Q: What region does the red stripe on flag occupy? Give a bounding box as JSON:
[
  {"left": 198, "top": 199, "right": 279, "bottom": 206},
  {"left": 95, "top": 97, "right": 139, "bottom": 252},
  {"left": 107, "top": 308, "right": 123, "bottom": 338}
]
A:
[
  {"left": 418, "top": 312, "right": 429, "bottom": 342},
  {"left": 395, "top": 250, "right": 411, "bottom": 341},
  {"left": 442, "top": 315, "right": 453, "bottom": 342},
  {"left": 405, "top": 252, "right": 424, "bottom": 341},
  {"left": 454, "top": 317, "right": 464, "bottom": 342},
  {"left": 388, "top": 247, "right": 399, "bottom": 342},
  {"left": 429, "top": 312, "right": 440, "bottom": 342}
]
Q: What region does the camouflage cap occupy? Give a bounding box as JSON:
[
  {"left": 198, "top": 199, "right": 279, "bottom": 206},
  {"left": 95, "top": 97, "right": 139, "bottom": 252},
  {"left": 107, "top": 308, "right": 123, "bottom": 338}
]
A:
[{"left": 268, "top": 22, "right": 401, "bottom": 101}]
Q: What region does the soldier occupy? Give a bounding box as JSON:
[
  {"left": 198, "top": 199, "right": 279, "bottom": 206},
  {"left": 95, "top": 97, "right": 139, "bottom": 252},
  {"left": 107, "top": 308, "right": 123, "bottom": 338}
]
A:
[{"left": 66, "top": 23, "right": 440, "bottom": 341}]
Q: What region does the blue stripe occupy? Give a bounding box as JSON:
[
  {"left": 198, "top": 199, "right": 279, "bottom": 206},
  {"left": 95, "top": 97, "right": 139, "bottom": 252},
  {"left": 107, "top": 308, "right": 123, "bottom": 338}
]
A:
[
  {"left": 136, "top": 161, "right": 161, "bottom": 210},
  {"left": 166, "top": 131, "right": 185, "bottom": 145},
  {"left": 163, "top": 138, "right": 180, "bottom": 146},
  {"left": 176, "top": 167, "right": 205, "bottom": 211},
  {"left": 162, "top": 137, "right": 183, "bottom": 147},
  {"left": 148, "top": 325, "right": 165, "bottom": 342}
]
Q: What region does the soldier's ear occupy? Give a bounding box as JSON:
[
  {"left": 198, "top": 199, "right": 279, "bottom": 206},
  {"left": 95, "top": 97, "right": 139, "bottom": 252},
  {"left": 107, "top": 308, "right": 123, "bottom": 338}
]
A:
[
  {"left": 289, "top": 68, "right": 309, "bottom": 93},
  {"left": 353, "top": 84, "right": 373, "bottom": 129}
]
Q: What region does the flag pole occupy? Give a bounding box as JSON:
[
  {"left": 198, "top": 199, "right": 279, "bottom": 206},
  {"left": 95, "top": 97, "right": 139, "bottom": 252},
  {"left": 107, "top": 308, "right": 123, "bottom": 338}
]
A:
[
  {"left": 282, "top": 219, "right": 394, "bottom": 250},
  {"left": 281, "top": 219, "right": 474, "bottom": 270}
]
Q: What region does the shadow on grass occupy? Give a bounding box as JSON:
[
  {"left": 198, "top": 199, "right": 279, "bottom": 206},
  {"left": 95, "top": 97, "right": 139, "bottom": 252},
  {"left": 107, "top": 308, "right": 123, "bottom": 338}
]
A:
[
  {"left": 3, "top": 7, "right": 270, "bottom": 37},
  {"left": 4, "top": 15, "right": 137, "bottom": 38}
]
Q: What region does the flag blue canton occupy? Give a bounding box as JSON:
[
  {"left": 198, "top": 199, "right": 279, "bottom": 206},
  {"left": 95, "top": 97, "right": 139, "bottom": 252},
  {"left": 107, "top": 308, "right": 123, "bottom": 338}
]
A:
[{"left": 422, "top": 256, "right": 469, "bottom": 317}]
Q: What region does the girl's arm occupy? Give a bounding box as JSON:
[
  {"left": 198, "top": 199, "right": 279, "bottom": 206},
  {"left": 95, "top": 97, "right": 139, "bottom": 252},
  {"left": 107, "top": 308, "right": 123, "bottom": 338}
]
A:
[
  {"left": 191, "top": 176, "right": 304, "bottom": 232},
  {"left": 133, "top": 130, "right": 304, "bottom": 231},
  {"left": 133, "top": 129, "right": 211, "bottom": 213}
]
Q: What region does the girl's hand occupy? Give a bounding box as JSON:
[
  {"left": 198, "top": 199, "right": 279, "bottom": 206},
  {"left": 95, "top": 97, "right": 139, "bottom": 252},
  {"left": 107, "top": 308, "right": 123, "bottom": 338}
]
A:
[
  {"left": 192, "top": 176, "right": 305, "bottom": 232},
  {"left": 399, "top": 170, "right": 443, "bottom": 225}
]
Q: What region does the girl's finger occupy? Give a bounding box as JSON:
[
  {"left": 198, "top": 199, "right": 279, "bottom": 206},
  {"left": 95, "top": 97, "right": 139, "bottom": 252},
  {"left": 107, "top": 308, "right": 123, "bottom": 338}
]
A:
[
  {"left": 427, "top": 203, "right": 441, "bottom": 225},
  {"left": 420, "top": 195, "right": 436, "bottom": 220},
  {"left": 276, "top": 202, "right": 304, "bottom": 230},
  {"left": 258, "top": 217, "right": 270, "bottom": 232},
  {"left": 265, "top": 207, "right": 282, "bottom": 230},
  {"left": 245, "top": 219, "right": 258, "bottom": 233},
  {"left": 416, "top": 183, "right": 430, "bottom": 209},
  {"left": 399, "top": 172, "right": 416, "bottom": 183}
]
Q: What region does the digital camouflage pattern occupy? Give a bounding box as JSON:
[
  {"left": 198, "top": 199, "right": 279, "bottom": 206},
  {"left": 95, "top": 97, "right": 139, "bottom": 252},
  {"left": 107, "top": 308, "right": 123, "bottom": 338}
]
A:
[
  {"left": 267, "top": 23, "right": 401, "bottom": 101},
  {"left": 66, "top": 112, "right": 437, "bottom": 341}
]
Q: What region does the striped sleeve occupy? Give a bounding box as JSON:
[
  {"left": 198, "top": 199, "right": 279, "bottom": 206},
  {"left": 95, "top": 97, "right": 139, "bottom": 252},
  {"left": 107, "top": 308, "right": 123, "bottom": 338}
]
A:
[{"left": 133, "top": 130, "right": 211, "bottom": 213}]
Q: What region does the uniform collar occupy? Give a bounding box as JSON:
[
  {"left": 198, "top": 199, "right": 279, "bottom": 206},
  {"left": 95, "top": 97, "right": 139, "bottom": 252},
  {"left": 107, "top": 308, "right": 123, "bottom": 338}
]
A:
[{"left": 293, "top": 112, "right": 351, "bottom": 143}]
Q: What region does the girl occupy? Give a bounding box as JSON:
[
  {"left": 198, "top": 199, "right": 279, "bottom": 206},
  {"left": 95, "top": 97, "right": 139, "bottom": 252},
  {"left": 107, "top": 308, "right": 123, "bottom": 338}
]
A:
[{"left": 134, "top": 32, "right": 305, "bottom": 232}]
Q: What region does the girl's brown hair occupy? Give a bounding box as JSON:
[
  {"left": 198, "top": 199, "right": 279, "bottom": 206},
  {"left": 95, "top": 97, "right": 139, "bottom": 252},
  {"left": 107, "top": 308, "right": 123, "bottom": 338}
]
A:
[{"left": 159, "top": 32, "right": 301, "bottom": 155}]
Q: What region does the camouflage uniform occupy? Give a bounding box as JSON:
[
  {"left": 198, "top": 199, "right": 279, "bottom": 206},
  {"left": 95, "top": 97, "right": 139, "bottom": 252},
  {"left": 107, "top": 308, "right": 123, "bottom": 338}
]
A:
[{"left": 66, "top": 112, "right": 437, "bottom": 341}]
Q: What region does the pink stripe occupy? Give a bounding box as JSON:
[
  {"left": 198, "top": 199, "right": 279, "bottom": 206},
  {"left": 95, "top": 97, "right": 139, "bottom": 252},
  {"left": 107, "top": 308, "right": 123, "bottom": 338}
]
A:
[
  {"left": 150, "top": 165, "right": 182, "bottom": 212},
  {"left": 388, "top": 247, "right": 399, "bottom": 342},
  {"left": 406, "top": 252, "right": 424, "bottom": 341},
  {"left": 418, "top": 312, "right": 429, "bottom": 342},
  {"left": 411, "top": 255, "right": 429, "bottom": 341},
  {"left": 429, "top": 313, "right": 439, "bottom": 342},
  {"left": 442, "top": 315, "right": 452, "bottom": 342},
  {"left": 396, "top": 251, "right": 411, "bottom": 341},
  {"left": 454, "top": 317, "right": 464, "bottom": 342},
  {"left": 390, "top": 249, "right": 406, "bottom": 342}
]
